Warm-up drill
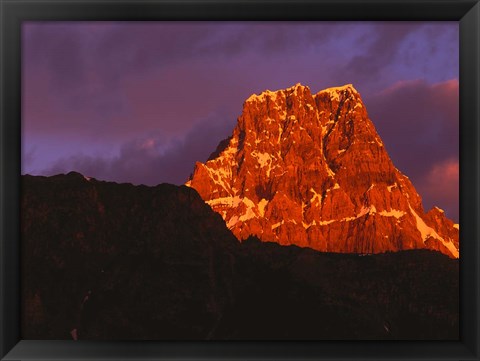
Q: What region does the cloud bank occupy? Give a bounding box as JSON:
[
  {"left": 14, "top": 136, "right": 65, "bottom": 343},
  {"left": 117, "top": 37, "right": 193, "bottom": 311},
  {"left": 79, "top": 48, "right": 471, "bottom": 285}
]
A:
[{"left": 22, "top": 22, "right": 459, "bottom": 221}]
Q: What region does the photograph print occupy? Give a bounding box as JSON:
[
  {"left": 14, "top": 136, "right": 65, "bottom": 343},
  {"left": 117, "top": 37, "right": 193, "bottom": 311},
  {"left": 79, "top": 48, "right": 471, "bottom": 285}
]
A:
[{"left": 21, "top": 21, "right": 459, "bottom": 340}]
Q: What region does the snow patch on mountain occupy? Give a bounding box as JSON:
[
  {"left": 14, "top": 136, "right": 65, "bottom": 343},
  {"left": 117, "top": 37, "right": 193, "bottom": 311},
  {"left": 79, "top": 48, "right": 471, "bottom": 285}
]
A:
[
  {"left": 378, "top": 209, "right": 406, "bottom": 219},
  {"left": 271, "top": 220, "right": 284, "bottom": 230},
  {"left": 387, "top": 183, "right": 397, "bottom": 192}
]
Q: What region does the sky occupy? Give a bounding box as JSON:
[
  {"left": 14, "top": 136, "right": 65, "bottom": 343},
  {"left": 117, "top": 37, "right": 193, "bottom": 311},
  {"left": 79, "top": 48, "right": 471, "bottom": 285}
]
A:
[{"left": 22, "top": 22, "right": 459, "bottom": 221}]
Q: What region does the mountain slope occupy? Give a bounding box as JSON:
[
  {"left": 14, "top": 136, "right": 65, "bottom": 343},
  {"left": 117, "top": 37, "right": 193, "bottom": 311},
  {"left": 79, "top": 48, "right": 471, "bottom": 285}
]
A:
[
  {"left": 21, "top": 173, "right": 458, "bottom": 340},
  {"left": 21, "top": 172, "right": 238, "bottom": 339},
  {"left": 186, "top": 83, "right": 459, "bottom": 258}
]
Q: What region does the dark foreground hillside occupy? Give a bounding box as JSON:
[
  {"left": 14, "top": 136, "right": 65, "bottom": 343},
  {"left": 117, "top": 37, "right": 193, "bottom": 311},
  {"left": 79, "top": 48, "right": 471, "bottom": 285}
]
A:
[{"left": 21, "top": 173, "right": 459, "bottom": 340}]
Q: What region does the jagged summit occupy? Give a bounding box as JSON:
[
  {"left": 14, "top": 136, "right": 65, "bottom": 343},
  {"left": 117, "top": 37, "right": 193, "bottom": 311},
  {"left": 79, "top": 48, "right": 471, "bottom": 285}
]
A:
[
  {"left": 244, "top": 83, "right": 361, "bottom": 105},
  {"left": 318, "top": 83, "right": 357, "bottom": 93},
  {"left": 316, "top": 83, "right": 359, "bottom": 101},
  {"left": 245, "top": 83, "right": 309, "bottom": 103},
  {"left": 186, "top": 83, "right": 459, "bottom": 258}
]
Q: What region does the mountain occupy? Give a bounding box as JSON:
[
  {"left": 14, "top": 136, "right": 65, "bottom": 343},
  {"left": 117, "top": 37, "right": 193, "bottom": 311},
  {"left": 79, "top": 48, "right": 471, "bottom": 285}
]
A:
[
  {"left": 21, "top": 172, "right": 239, "bottom": 339},
  {"left": 186, "top": 83, "right": 459, "bottom": 258},
  {"left": 21, "top": 173, "right": 458, "bottom": 340}
]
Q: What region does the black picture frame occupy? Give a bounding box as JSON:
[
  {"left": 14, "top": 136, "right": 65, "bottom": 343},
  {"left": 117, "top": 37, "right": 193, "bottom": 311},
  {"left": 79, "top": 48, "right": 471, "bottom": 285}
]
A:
[{"left": 1, "top": 0, "right": 479, "bottom": 360}]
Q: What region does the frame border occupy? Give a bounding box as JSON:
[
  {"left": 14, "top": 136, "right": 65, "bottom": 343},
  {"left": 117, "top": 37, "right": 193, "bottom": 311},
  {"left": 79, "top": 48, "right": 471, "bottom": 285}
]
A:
[{"left": 1, "top": 1, "right": 479, "bottom": 360}]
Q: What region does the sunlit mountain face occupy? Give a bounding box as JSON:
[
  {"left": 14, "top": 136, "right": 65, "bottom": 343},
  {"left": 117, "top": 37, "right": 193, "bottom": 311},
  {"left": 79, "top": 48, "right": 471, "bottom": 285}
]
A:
[{"left": 187, "top": 84, "right": 459, "bottom": 258}]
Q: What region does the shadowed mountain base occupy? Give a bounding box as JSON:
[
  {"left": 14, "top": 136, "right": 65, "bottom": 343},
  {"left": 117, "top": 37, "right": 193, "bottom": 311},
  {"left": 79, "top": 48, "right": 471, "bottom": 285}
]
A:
[{"left": 21, "top": 173, "right": 459, "bottom": 340}]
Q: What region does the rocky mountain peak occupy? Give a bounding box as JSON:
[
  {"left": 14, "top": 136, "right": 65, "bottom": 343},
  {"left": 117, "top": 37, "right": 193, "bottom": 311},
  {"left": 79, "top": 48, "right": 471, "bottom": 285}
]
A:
[{"left": 186, "top": 83, "right": 459, "bottom": 258}]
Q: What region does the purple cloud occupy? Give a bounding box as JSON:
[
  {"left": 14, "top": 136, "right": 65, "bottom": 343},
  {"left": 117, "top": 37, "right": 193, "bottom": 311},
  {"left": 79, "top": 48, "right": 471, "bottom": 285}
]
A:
[
  {"left": 419, "top": 158, "right": 459, "bottom": 222},
  {"left": 366, "top": 79, "right": 459, "bottom": 220},
  {"left": 44, "top": 113, "right": 235, "bottom": 186},
  {"left": 339, "top": 23, "right": 422, "bottom": 83},
  {"left": 22, "top": 22, "right": 459, "bottom": 220},
  {"left": 22, "top": 22, "right": 458, "bottom": 139}
]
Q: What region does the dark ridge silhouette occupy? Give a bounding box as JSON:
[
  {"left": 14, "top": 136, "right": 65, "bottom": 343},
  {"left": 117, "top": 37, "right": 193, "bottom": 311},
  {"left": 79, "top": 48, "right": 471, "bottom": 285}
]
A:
[{"left": 21, "top": 173, "right": 458, "bottom": 340}]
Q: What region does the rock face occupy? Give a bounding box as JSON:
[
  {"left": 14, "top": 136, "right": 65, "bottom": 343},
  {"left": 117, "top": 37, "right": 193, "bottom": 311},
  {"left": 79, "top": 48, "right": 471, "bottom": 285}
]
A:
[{"left": 187, "top": 84, "right": 459, "bottom": 258}]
